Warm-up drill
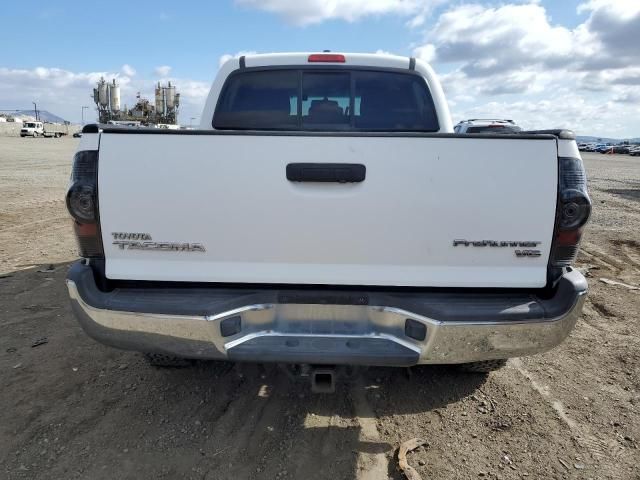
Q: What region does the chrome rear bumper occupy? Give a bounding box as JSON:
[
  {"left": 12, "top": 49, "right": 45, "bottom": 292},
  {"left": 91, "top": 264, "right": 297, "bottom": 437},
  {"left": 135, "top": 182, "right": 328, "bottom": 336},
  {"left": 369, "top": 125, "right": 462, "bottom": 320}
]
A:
[{"left": 66, "top": 262, "right": 587, "bottom": 366}]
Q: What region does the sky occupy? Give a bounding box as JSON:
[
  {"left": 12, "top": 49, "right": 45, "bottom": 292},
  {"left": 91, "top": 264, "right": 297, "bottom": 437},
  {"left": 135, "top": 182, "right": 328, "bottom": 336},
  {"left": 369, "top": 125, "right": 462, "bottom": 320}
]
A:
[{"left": 0, "top": 0, "right": 638, "bottom": 137}]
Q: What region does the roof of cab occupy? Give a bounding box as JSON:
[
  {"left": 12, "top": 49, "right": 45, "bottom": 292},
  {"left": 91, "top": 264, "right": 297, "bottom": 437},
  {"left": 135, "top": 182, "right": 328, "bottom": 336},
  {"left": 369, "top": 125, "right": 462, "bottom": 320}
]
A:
[{"left": 237, "top": 52, "right": 414, "bottom": 70}]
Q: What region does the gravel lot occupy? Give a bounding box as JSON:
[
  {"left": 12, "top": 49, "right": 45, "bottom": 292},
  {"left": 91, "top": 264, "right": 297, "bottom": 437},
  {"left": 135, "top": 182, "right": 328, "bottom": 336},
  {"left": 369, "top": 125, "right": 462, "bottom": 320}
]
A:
[{"left": 0, "top": 136, "right": 638, "bottom": 479}]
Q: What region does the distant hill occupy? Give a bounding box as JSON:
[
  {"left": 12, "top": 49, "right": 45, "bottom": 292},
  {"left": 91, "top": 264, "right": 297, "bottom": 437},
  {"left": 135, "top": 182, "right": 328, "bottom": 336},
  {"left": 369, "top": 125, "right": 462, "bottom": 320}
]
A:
[
  {"left": 15, "top": 110, "right": 67, "bottom": 123},
  {"left": 577, "top": 135, "right": 640, "bottom": 144}
]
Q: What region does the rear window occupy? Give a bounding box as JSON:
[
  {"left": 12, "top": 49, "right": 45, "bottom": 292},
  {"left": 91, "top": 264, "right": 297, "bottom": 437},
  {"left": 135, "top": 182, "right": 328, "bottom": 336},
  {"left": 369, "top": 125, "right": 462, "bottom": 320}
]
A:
[{"left": 214, "top": 69, "right": 439, "bottom": 132}]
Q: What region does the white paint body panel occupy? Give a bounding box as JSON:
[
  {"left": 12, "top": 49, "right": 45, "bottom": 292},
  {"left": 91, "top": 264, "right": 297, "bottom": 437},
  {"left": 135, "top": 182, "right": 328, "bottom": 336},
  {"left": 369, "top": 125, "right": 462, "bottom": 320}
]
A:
[
  {"left": 98, "top": 133, "right": 558, "bottom": 287},
  {"left": 557, "top": 138, "right": 581, "bottom": 158},
  {"left": 78, "top": 132, "right": 99, "bottom": 151}
]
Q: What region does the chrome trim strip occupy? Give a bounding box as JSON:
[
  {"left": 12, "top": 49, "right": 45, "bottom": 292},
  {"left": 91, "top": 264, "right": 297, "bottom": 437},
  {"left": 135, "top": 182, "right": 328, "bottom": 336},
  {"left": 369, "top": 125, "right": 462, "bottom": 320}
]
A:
[
  {"left": 205, "top": 304, "right": 274, "bottom": 322},
  {"left": 224, "top": 331, "right": 422, "bottom": 354}
]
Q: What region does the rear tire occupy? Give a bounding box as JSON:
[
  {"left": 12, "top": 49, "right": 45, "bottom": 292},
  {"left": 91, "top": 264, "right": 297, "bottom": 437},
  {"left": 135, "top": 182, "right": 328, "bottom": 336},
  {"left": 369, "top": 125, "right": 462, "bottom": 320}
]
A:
[
  {"left": 457, "top": 359, "right": 507, "bottom": 373},
  {"left": 144, "top": 353, "right": 191, "bottom": 368}
]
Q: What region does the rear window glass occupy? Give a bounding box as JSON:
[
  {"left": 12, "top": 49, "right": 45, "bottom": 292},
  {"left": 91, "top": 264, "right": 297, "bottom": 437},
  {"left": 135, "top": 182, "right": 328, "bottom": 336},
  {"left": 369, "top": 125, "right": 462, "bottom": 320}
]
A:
[
  {"left": 302, "top": 72, "right": 350, "bottom": 130},
  {"left": 214, "top": 70, "right": 299, "bottom": 130},
  {"left": 214, "top": 69, "right": 439, "bottom": 132}
]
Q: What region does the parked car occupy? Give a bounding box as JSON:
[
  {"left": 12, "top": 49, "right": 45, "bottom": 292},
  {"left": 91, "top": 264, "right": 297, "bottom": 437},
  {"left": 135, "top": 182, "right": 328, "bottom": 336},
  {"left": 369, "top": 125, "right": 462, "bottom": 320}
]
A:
[
  {"left": 66, "top": 52, "right": 590, "bottom": 388},
  {"left": 594, "top": 143, "right": 612, "bottom": 152},
  {"left": 601, "top": 146, "right": 630, "bottom": 154},
  {"left": 454, "top": 119, "right": 522, "bottom": 134},
  {"left": 630, "top": 147, "right": 640, "bottom": 156},
  {"left": 579, "top": 143, "right": 594, "bottom": 152}
]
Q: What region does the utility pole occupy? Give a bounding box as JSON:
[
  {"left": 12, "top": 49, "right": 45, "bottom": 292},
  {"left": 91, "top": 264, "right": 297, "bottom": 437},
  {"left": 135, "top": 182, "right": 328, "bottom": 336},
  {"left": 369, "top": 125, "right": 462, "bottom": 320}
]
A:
[
  {"left": 81, "top": 106, "right": 89, "bottom": 125},
  {"left": 32, "top": 102, "right": 38, "bottom": 121}
]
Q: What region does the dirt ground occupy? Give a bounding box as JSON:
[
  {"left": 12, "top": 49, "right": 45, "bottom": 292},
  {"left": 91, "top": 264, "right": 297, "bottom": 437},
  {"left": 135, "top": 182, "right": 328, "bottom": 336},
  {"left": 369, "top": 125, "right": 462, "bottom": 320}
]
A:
[{"left": 0, "top": 136, "right": 638, "bottom": 480}]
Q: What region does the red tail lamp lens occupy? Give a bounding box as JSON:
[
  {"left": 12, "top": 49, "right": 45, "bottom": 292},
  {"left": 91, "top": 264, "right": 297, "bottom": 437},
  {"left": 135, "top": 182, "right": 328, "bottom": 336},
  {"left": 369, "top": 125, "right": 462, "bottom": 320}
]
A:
[
  {"left": 66, "top": 150, "right": 103, "bottom": 258},
  {"left": 550, "top": 157, "right": 591, "bottom": 268},
  {"left": 308, "top": 54, "right": 346, "bottom": 63}
]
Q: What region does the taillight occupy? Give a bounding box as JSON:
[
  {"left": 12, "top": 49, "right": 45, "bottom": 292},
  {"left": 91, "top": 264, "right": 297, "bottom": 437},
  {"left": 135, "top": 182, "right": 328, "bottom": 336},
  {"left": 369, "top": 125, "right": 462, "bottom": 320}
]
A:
[
  {"left": 66, "top": 150, "right": 103, "bottom": 258},
  {"left": 550, "top": 156, "right": 591, "bottom": 267},
  {"left": 308, "top": 54, "right": 346, "bottom": 63}
]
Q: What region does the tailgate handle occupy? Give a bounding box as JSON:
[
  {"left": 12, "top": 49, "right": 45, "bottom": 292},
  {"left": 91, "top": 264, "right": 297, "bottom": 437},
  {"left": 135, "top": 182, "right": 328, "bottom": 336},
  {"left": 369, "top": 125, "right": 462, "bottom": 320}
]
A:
[{"left": 286, "top": 163, "right": 366, "bottom": 183}]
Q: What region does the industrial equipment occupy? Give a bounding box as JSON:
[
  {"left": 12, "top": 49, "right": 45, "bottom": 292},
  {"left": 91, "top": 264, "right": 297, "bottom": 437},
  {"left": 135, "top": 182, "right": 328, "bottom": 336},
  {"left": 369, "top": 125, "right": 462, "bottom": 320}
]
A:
[{"left": 92, "top": 77, "right": 180, "bottom": 125}]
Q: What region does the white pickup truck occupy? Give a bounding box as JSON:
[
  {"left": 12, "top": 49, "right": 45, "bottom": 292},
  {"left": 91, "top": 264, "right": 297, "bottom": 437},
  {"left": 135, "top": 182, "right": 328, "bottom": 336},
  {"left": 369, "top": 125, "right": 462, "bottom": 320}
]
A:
[
  {"left": 21, "top": 121, "right": 69, "bottom": 138},
  {"left": 66, "top": 53, "right": 590, "bottom": 387}
]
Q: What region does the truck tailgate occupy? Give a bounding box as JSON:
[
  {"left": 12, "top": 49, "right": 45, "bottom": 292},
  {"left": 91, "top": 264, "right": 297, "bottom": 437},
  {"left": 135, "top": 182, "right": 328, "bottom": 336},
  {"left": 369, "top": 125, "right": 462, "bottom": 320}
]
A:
[{"left": 97, "top": 133, "right": 558, "bottom": 288}]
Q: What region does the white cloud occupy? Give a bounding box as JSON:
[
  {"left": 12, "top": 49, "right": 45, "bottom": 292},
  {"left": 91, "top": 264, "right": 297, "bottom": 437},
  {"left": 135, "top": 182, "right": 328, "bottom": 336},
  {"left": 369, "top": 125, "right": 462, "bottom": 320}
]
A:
[
  {"left": 0, "top": 67, "right": 124, "bottom": 123},
  {"left": 413, "top": 44, "right": 435, "bottom": 63},
  {"left": 413, "top": 3, "right": 595, "bottom": 75},
  {"left": 154, "top": 65, "right": 172, "bottom": 77},
  {"left": 235, "top": 0, "right": 429, "bottom": 25},
  {"left": 176, "top": 79, "right": 210, "bottom": 107},
  {"left": 577, "top": 0, "right": 640, "bottom": 16},
  {"left": 576, "top": 0, "right": 640, "bottom": 67},
  {"left": 412, "top": 0, "right": 640, "bottom": 136},
  {"left": 121, "top": 64, "right": 136, "bottom": 76},
  {"left": 0, "top": 67, "right": 132, "bottom": 105},
  {"left": 218, "top": 51, "right": 258, "bottom": 68},
  {"left": 415, "top": 1, "right": 640, "bottom": 74}
]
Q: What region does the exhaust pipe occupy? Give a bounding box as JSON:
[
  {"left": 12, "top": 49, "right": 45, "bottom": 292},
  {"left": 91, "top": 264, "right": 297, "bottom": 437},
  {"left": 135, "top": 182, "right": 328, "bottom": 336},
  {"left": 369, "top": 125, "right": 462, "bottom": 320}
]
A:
[{"left": 311, "top": 367, "right": 336, "bottom": 394}]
